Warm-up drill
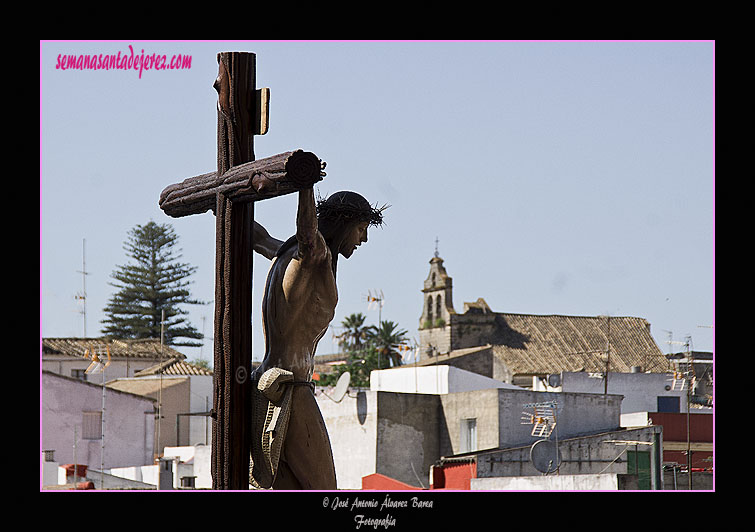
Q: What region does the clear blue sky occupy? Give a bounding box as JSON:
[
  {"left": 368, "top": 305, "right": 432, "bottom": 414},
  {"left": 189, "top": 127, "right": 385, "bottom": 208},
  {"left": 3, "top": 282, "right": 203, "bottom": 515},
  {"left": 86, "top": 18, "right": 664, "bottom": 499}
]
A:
[{"left": 40, "top": 40, "right": 715, "bottom": 365}]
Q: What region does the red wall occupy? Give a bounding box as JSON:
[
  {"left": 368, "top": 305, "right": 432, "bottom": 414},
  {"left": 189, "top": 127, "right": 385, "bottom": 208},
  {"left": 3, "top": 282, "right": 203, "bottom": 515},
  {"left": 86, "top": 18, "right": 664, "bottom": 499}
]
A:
[
  {"left": 362, "top": 473, "right": 421, "bottom": 490},
  {"left": 431, "top": 461, "right": 476, "bottom": 490},
  {"left": 663, "top": 450, "right": 712, "bottom": 470},
  {"left": 648, "top": 412, "right": 712, "bottom": 442},
  {"left": 649, "top": 412, "right": 713, "bottom": 470}
]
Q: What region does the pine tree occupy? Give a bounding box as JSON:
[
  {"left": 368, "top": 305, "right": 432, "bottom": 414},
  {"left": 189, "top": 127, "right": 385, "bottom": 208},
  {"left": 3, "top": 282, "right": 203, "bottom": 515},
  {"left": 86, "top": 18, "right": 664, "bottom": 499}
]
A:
[{"left": 101, "top": 221, "right": 204, "bottom": 346}]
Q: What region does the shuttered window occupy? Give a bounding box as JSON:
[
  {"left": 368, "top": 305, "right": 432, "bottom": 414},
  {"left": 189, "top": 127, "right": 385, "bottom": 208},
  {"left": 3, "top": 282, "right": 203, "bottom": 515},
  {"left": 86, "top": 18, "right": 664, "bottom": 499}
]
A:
[{"left": 82, "top": 411, "right": 102, "bottom": 440}]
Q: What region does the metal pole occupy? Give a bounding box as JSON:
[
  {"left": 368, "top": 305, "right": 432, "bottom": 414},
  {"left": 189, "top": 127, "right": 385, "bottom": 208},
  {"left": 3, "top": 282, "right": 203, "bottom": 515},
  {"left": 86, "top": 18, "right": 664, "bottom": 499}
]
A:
[
  {"left": 157, "top": 310, "right": 164, "bottom": 460},
  {"left": 82, "top": 239, "right": 87, "bottom": 337},
  {"left": 554, "top": 407, "right": 560, "bottom": 475},
  {"left": 101, "top": 361, "right": 105, "bottom": 489},
  {"left": 604, "top": 316, "right": 610, "bottom": 395},
  {"left": 686, "top": 338, "right": 692, "bottom": 489},
  {"left": 73, "top": 426, "right": 78, "bottom": 486},
  {"left": 76, "top": 238, "right": 89, "bottom": 338},
  {"left": 377, "top": 300, "right": 382, "bottom": 370}
]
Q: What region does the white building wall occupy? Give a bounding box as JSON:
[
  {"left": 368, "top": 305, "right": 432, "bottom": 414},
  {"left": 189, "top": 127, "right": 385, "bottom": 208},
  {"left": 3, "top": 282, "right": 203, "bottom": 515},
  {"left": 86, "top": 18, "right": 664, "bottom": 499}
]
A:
[
  {"left": 533, "top": 371, "right": 687, "bottom": 414},
  {"left": 472, "top": 473, "right": 621, "bottom": 490},
  {"left": 42, "top": 459, "right": 59, "bottom": 487},
  {"left": 370, "top": 365, "right": 523, "bottom": 395},
  {"left": 109, "top": 444, "right": 211, "bottom": 489},
  {"left": 188, "top": 375, "right": 213, "bottom": 446},
  {"left": 498, "top": 389, "right": 622, "bottom": 449},
  {"left": 316, "top": 389, "right": 378, "bottom": 490},
  {"left": 193, "top": 444, "right": 212, "bottom": 489},
  {"left": 42, "top": 371, "right": 155, "bottom": 469}
]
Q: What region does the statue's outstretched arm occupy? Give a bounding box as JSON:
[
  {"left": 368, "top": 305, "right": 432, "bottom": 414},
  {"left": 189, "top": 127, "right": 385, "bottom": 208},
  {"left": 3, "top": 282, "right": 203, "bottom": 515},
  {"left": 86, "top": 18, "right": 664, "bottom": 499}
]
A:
[
  {"left": 252, "top": 221, "right": 283, "bottom": 260},
  {"left": 296, "top": 187, "right": 327, "bottom": 265}
]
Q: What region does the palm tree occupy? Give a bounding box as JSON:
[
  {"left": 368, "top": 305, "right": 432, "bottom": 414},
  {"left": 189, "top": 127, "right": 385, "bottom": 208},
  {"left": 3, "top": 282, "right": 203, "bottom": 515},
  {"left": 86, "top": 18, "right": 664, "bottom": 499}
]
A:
[
  {"left": 366, "top": 320, "right": 409, "bottom": 368},
  {"left": 336, "top": 313, "right": 369, "bottom": 352}
]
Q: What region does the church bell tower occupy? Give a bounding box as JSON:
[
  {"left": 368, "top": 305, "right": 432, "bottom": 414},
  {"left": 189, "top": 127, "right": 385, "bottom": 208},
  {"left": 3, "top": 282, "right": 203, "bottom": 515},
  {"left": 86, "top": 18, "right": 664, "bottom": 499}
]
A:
[{"left": 419, "top": 245, "right": 455, "bottom": 359}]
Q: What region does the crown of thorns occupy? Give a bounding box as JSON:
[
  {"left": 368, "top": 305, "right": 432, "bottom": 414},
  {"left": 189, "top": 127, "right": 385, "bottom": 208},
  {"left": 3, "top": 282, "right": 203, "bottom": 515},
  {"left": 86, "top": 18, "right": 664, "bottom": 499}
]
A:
[{"left": 316, "top": 192, "right": 388, "bottom": 227}]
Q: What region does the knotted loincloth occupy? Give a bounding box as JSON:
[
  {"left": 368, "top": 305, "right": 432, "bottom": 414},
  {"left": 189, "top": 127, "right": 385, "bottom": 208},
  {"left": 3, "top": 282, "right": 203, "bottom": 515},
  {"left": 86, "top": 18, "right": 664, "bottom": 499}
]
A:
[{"left": 249, "top": 367, "right": 315, "bottom": 489}]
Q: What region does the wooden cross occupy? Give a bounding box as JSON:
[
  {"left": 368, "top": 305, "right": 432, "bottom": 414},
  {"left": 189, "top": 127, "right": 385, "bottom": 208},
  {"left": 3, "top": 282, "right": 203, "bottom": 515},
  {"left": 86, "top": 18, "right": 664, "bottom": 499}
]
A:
[{"left": 158, "top": 52, "right": 325, "bottom": 489}]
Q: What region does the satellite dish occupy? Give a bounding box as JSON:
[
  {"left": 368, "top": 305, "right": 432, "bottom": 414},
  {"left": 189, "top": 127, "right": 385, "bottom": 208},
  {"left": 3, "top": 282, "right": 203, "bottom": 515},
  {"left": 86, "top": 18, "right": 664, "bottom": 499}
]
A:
[
  {"left": 547, "top": 374, "right": 561, "bottom": 388},
  {"left": 530, "top": 439, "right": 561, "bottom": 474},
  {"left": 326, "top": 371, "right": 351, "bottom": 403}
]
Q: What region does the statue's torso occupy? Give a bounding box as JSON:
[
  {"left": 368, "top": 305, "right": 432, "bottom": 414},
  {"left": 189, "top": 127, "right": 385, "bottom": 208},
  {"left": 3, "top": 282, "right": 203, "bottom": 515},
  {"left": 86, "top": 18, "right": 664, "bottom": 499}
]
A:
[{"left": 259, "top": 241, "right": 337, "bottom": 381}]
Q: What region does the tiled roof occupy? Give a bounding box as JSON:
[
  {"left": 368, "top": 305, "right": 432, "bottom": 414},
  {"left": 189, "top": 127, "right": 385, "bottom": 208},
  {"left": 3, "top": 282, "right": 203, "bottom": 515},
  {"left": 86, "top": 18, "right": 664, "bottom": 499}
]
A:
[
  {"left": 312, "top": 353, "right": 351, "bottom": 375},
  {"left": 135, "top": 358, "right": 213, "bottom": 376},
  {"left": 416, "top": 314, "right": 670, "bottom": 376},
  {"left": 488, "top": 313, "right": 670, "bottom": 375},
  {"left": 42, "top": 337, "right": 187, "bottom": 361},
  {"left": 315, "top": 352, "right": 351, "bottom": 364}
]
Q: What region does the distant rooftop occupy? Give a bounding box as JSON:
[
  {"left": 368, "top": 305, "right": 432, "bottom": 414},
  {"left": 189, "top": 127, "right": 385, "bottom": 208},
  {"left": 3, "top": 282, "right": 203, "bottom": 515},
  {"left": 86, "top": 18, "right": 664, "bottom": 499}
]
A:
[
  {"left": 42, "top": 337, "right": 187, "bottom": 361},
  {"left": 417, "top": 314, "right": 670, "bottom": 375},
  {"left": 135, "top": 357, "right": 212, "bottom": 376}
]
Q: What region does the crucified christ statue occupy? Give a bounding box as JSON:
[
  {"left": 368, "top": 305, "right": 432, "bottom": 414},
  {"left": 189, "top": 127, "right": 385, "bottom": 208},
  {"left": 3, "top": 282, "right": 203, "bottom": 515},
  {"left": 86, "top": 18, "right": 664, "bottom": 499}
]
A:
[{"left": 249, "top": 186, "right": 385, "bottom": 490}]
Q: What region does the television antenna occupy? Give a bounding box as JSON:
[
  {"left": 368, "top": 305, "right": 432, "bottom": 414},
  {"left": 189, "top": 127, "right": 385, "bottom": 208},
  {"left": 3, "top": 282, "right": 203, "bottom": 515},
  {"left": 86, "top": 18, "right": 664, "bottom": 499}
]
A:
[
  {"left": 663, "top": 333, "right": 697, "bottom": 489},
  {"left": 522, "top": 400, "right": 561, "bottom": 475},
  {"left": 399, "top": 338, "right": 419, "bottom": 365},
  {"left": 84, "top": 343, "right": 111, "bottom": 375},
  {"left": 83, "top": 341, "right": 110, "bottom": 487},
  {"left": 365, "top": 289, "right": 385, "bottom": 324},
  {"left": 74, "top": 239, "right": 90, "bottom": 337},
  {"left": 521, "top": 401, "right": 558, "bottom": 438},
  {"left": 365, "top": 289, "right": 388, "bottom": 365},
  {"left": 664, "top": 332, "right": 696, "bottom": 391}
]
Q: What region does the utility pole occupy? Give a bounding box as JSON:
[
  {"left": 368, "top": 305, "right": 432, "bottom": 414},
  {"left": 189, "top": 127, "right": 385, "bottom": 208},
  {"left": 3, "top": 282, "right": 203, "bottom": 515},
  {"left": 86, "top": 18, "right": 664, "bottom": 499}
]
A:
[
  {"left": 75, "top": 239, "right": 90, "bottom": 337},
  {"left": 685, "top": 336, "right": 692, "bottom": 490},
  {"left": 603, "top": 315, "right": 611, "bottom": 395},
  {"left": 101, "top": 360, "right": 105, "bottom": 488},
  {"left": 73, "top": 427, "right": 78, "bottom": 486},
  {"left": 157, "top": 310, "right": 165, "bottom": 461}
]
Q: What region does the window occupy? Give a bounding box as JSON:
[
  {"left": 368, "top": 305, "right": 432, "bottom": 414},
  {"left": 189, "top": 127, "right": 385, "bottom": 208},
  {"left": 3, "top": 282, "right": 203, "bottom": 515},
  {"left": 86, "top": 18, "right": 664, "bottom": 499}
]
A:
[
  {"left": 427, "top": 296, "right": 434, "bottom": 324},
  {"left": 82, "top": 411, "right": 102, "bottom": 440},
  {"left": 657, "top": 396, "right": 680, "bottom": 413},
  {"left": 71, "top": 369, "right": 86, "bottom": 380},
  {"left": 460, "top": 418, "right": 477, "bottom": 453}
]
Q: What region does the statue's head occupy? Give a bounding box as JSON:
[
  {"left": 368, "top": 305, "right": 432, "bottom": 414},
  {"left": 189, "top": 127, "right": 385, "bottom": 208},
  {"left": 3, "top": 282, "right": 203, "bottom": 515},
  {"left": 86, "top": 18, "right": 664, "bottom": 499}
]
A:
[{"left": 317, "top": 191, "right": 386, "bottom": 258}]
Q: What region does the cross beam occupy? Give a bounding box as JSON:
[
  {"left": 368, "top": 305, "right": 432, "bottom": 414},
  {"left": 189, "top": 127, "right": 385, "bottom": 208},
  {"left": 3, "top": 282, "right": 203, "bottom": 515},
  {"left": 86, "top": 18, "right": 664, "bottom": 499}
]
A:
[
  {"left": 158, "top": 52, "right": 324, "bottom": 489},
  {"left": 159, "top": 150, "right": 325, "bottom": 218}
]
